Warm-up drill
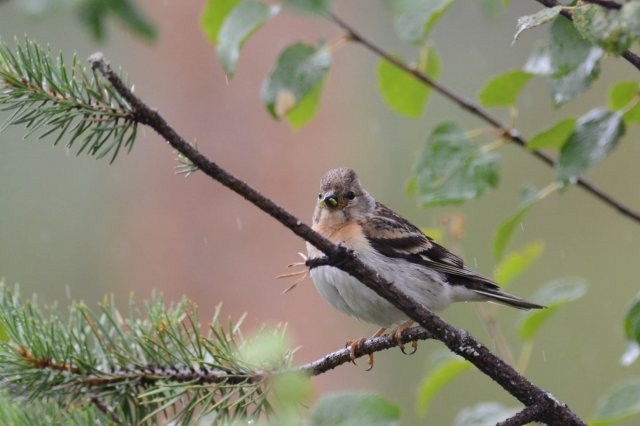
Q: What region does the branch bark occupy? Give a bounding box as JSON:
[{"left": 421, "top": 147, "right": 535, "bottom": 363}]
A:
[
  {"left": 327, "top": 12, "right": 640, "bottom": 225},
  {"left": 88, "top": 53, "right": 586, "bottom": 425},
  {"left": 496, "top": 404, "right": 544, "bottom": 426}
]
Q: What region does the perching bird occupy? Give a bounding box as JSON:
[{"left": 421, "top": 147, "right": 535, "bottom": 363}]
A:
[{"left": 305, "top": 168, "right": 544, "bottom": 369}]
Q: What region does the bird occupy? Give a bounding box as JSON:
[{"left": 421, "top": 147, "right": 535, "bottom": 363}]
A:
[{"left": 303, "top": 167, "right": 544, "bottom": 369}]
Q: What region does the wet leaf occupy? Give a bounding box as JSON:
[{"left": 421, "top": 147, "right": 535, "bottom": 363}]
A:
[
  {"left": 390, "top": 0, "right": 456, "bottom": 45},
  {"left": 524, "top": 18, "right": 603, "bottom": 106},
  {"left": 217, "top": 0, "right": 279, "bottom": 76},
  {"left": 417, "top": 350, "right": 471, "bottom": 416},
  {"left": 478, "top": 70, "right": 533, "bottom": 107},
  {"left": 201, "top": 0, "right": 241, "bottom": 45},
  {"left": 311, "top": 392, "right": 400, "bottom": 426},
  {"left": 513, "top": 6, "right": 563, "bottom": 43},
  {"left": 573, "top": 3, "right": 640, "bottom": 55},
  {"left": 454, "top": 402, "right": 519, "bottom": 426},
  {"left": 591, "top": 379, "right": 640, "bottom": 426},
  {"left": 519, "top": 277, "right": 587, "bottom": 340},
  {"left": 408, "top": 123, "right": 500, "bottom": 207},
  {"left": 556, "top": 108, "right": 625, "bottom": 185},
  {"left": 493, "top": 241, "right": 544, "bottom": 288},
  {"left": 262, "top": 43, "right": 331, "bottom": 128},
  {"left": 527, "top": 117, "right": 576, "bottom": 150},
  {"left": 377, "top": 46, "right": 440, "bottom": 118}
]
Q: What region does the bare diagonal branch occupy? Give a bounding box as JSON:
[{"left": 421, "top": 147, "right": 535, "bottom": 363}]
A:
[
  {"left": 326, "top": 12, "right": 640, "bottom": 225},
  {"left": 88, "top": 53, "right": 586, "bottom": 425}
]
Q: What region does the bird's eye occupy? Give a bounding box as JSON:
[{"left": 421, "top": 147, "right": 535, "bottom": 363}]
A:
[
  {"left": 346, "top": 191, "right": 356, "bottom": 200},
  {"left": 318, "top": 193, "right": 322, "bottom": 200}
]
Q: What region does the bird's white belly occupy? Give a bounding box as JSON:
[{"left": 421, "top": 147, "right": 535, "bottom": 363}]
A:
[{"left": 307, "top": 243, "right": 454, "bottom": 327}]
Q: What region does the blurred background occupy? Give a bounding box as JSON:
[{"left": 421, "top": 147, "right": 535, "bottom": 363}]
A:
[{"left": 0, "top": 1, "right": 639, "bottom": 424}]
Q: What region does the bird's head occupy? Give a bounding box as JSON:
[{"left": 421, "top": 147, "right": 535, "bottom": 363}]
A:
[{"left": 314, "top": 168, "right": 374, "bottom": 222}]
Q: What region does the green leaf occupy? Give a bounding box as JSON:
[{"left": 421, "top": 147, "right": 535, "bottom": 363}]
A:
[
  {"left": 591, "top": 379, "right": 640, "bottom": 426},
  {"left": 390, "top": 0, "right": 456, "bottom": 45},
  {"left": 285, "top": 76, "right": 326, "bottom": 129},
  {"left": 79, "top": 0, "right": 157, "bottom": 41},
  {"left": 524, "top": 18, "right": 603, "bottom": 106},
  {"left": 279, "top": 0, "right": 332, "bottom": 14},
  {"left": 625, "top": 295, "right": 640, "bottom": 344},
  {"left": 493, "top": 242, "right": 544, "bottom": 288},
  {"left": 108, "top": 0, "right": 157, "bottom": 40},
  {"left": 408, "top": 123, "right": 500, "bottom": 207},
  {"left": 217, "top": 0, "right": 279, "bottom": 76},
  {"left": 201, "top": 0, "right": 241, "bottom": 45},
  {"left": 609, "top": 81, "right": 640, "bottom": 124},
  {"left": 493, "top": 201, "right": 535, "bottom": 262},
  {"left": 519, "top": 277, "right": 587, "bottom": 340},
  {"left": 454, "top": 402, "right": 519, "bottom": 426},
  {"left": 416, "top": 350, "right": 471, "bottom": 416},
  {"left": 527, "top": 117, "right": 576, "bottom": 150},
  {"left": 610, "top": 81, "right": 639, "bottom": 110},
  {"left": 556, "top": 108, "right": 625, "bottom": 185},
  {"left": 513, "top": 6, "right": 563, "bottom": 43},
  {"left": 478, "top": 70, "right": 533, "bottom": 107},
  {"left": 311, "top": 392, "right": 400, "bottom": 426},
  {"left": 377, "top": 46, "right": 441, "bottom": 118},
  {"left": 261, "top": 43, "right": 331, "bottom": 128}
]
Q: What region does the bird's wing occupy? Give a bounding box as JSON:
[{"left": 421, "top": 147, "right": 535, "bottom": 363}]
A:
[{"left": 360, "top": 202, "right": 497, "bottom": 287}]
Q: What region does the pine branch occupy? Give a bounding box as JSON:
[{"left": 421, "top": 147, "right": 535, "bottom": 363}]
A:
[
  {"left": 86, "top": 52, "right": 586, "bottom": 425},
  {"left": 0, "top": 284, "right": 291, "bottom": 424},
  {"left": 0, "top": 39, "right": 137, "bottom": 163}
]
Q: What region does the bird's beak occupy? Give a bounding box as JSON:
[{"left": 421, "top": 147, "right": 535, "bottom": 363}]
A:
[{"left": 321, "top": 192, "right": 340, "bottom": 209}]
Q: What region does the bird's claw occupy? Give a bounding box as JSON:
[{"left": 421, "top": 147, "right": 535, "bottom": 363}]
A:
[
  {"left": 345, "top": 337, "right": 374, "bottom": 370},
  {"left": 389, "top": 321, "right": 418, "bottom": 355}
]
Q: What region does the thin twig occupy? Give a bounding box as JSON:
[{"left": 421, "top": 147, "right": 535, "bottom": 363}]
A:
[
  {"left": 327, "top": 12, "right": 640, "bottom": 225},
  {"left": 496, "top": 403, "right": 544, "bottom": 426},
  {"left": 88, "top": 53, "right": 586, "bottom": 425},
  {"left": 89, "top": 395, "right": 123, "bottom": 425},
  {"left": 535, "top": 0, "right": 640, "bottom": 70},
  {"left": 582, "top": 0, "right": 622, "bottom": 10}
]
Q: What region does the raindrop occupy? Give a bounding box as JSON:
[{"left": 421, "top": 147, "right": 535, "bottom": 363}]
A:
[
  {"left": 236, "top": 218, "right": 242, "bottom": 231},
  {"left": 473, "top": 257, "right": 478, "bottom": 268}
]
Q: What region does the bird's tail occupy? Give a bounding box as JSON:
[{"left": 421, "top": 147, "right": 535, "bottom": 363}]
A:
[{"left": 472, "top": 288, "right": 545, "bottom": 310}]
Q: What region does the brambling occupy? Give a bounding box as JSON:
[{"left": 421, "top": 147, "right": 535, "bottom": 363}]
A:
[{"left": 305, "top": 168, "right": 544, "bottom": 369}]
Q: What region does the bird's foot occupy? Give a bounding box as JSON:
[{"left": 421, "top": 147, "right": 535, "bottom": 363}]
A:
[
  {"left": 388, "top": 320, "right": 418, "bottom": 355},
  {"left": 345, "top": 337, "right": 373, "bottom": 370},
  {"left": 345, "top": 327, "right": 386, "bottom": 371}
]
